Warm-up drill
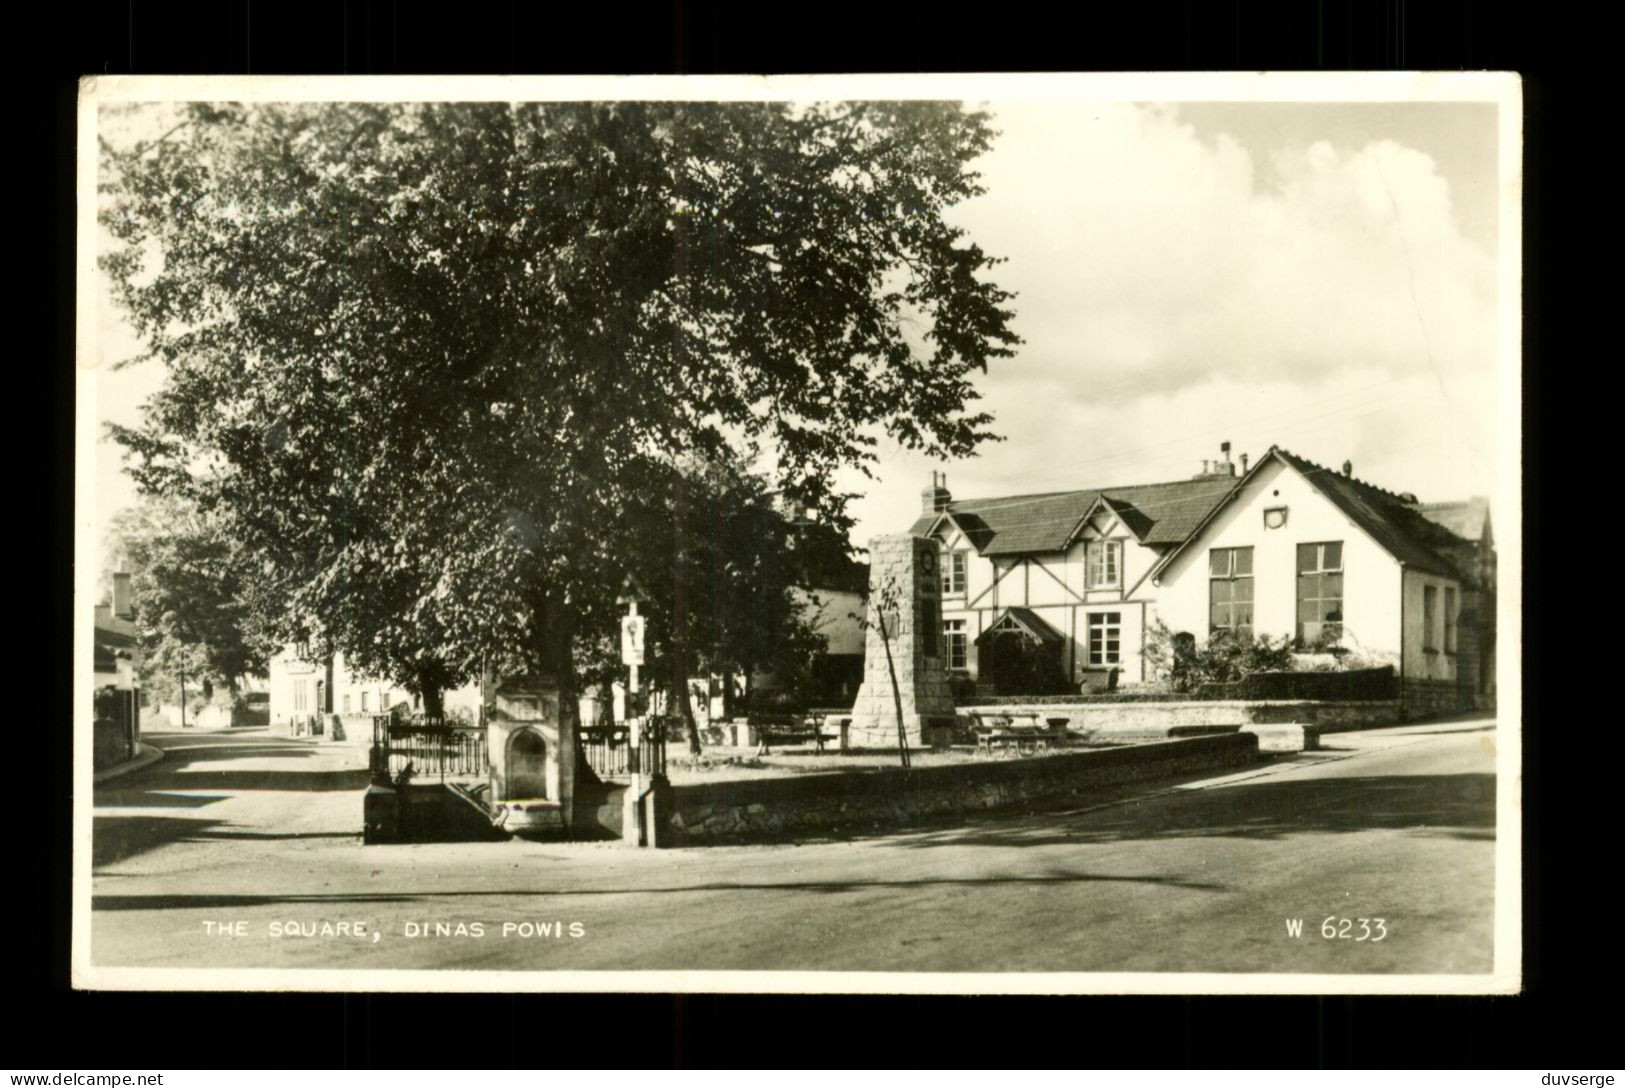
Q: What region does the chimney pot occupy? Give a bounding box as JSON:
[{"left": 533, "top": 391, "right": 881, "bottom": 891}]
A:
[
  {"left": 1240, "top": 452, "right": 1249, "bottom": 472},
  {"left": 1341, "top": 460, "right": 1353, "bottom": 477}
]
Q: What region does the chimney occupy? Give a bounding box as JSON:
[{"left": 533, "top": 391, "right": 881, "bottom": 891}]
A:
[
  {"left": 1240, "top": 452, "right": 1249, "bottom": 473},
  {"left": 1341, "top": 460, "right": 1353, "bottom": 477},
  {"left": 112, "top": 571, "right": 133, "bottom": 620},
  {"left": 921, "top": 471, "right": 952, "bottom": 513},
  {"left": 1196, "top": 444, "right": 1239, "bottom": 479}
]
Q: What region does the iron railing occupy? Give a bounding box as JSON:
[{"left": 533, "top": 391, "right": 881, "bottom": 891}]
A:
[
  {"left": 581, "top": 717, "right": 669, "bottom": 778},
  {"left": 370, "top": 715, "right": 489, "bottom": 783}
]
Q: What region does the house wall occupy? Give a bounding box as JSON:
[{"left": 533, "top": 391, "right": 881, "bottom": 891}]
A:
[
  {"left": 936, "top": 518, "right": 1154, "bottom": 685},
  {"left": 270, "top": 645, "right": 482, "bottom": 731},
  {"left": 1151, "top": 458, "right": 1404, "bottom": 666},
  {"left": 267, "top": 647, "right": 325, "bottom": 731},
  {"left": 1402, "top": 568, "right": 1460, "bottom": 685}
]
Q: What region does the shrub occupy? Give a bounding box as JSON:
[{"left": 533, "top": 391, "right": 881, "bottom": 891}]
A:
[{"left": 1145, "top": 618, "right": 1293, "bottom": 692}]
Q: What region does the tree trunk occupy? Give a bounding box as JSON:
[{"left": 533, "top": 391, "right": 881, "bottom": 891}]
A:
[
  {"left": 671, "top": 471, "right": 702, "bottom": 756},
  {"left": 878, "top": 609, "right": 911, "bottom": 769},
  {"left": 419, "top": 671, "right": 445, "bottom": 719},
  {"left": 675, "top": 650, "right": 703, "bottom": 756}
]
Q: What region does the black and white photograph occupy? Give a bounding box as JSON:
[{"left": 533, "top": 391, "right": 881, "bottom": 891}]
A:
[{"left": 73, "top": 73, "right": 1521, "bottom": 994}]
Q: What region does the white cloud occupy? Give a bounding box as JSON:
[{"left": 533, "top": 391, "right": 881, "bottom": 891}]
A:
[{"left": 843, "top": 101, "right": 1500, "bottom": 548}]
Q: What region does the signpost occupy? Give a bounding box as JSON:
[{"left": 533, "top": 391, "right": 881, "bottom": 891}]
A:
[{"left": 617, "top": 576, "right": 654, "bottom": 845}]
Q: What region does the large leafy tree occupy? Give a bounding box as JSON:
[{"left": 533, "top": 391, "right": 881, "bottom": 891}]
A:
[{"left": 100, "top": 100, "right": 1018, "bottom": 729}]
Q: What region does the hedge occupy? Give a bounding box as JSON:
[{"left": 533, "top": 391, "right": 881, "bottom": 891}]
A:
[
  {"left": 1192, "top": 666, "right": 1397, "bottom": 701},
  {"left": 961, "top": 666, "right": 1397, "bottom": 706}
]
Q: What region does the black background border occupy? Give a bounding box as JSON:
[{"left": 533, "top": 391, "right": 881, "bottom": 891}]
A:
[{"left": 32, "top": 0, "right": 1571, "bottom": 1069}]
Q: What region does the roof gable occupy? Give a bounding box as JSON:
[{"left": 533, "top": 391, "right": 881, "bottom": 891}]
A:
[
  {"left": 975, "top": 606, "right": 1065, "bottom": 646},
  {"left": 1270, "top": 449, "right": 1463, "bottom": 578},
  {"left": 1144, "top": 448, "right": 1469, "bottom": 583},
  {"left": 921, "top": 477, "right": 1237, "bottom": 557},
  {"left": 1416, "top": 498, "right": 1492, "bottom": 544}
]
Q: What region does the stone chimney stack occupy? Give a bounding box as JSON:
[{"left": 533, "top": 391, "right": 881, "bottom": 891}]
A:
[
  {"left": 921, "top": 471, "right": 952, "bottom": 513},
  {"left": 1195, "top": 444, "right": 1239, "bottom": 479},
  {"left": 112, "top": 571, "right": 133, "bottom": 620}
]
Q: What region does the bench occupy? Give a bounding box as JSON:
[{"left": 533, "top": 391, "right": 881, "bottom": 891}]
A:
[
  {"left": 970, "top": 712, "right": 1065, "bottom": 758},
  {"left": 754, "top": 715, "right": 840, "bottom": 755}
]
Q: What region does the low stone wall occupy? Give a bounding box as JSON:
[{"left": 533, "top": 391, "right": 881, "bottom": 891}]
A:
[
  {"left": 1400, "top": 678, "right": 1478, "bottom": 719},
  {"left": 666, "top": 733, "right": 1260, "bottom": 844},
  {"left": 962, "top": 698, "right": 1401, "bottom": 735}
]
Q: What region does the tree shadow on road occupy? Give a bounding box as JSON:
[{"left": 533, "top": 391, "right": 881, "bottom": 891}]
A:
[
  {"left": 883, "top": 772, "right": 1496, "bottom": 851},
  {"left": 93, "top": 816, "right": 361, "bottom": 866},
  {"left": 90, "top": 869, "right": 1228, "bottom": 912}
]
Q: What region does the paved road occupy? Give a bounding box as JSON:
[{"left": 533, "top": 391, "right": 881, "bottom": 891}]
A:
[{"left": 89, "top": 721, "right": 1499, "bottom": 975}]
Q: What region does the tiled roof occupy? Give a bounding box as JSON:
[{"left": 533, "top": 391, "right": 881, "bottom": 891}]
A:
[
  {"left": 94, "top": 605, "right": 141, "bottom": 645},
  {"left": 1270, "top": 449, "right": 1465, "bottom": 579},
  {"left": 912, "top": 477, "right": 1237, "bottom": 556},
  {"left": 912, "top": 448, "right": 1483, "bottom": 585},
  {"left": 93, "top": 607, "right": 140, "bottom": 674}
]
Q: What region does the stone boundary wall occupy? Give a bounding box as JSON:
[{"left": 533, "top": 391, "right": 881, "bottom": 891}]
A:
[
  {"left": 963, "top": 699, "right": 1402, "bottom": 733},
  {"left": 1400, "top": 678, "right": 1479, "bottom": 719},
  {"left": 666, "top": 733, "right": 1260, "bottom": 844}
]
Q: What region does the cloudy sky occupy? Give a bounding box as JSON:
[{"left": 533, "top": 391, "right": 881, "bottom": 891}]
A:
[
  {"left": 89, "top": 96, "right": 1507, "bottom": 556},
  {"left": 836, "top": 98, "right": 1504, "bottom": 545}
]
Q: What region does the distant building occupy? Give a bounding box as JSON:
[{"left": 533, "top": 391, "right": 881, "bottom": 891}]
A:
[
  {"left": 267, "top": 647, "right": 482, "bottom": 736},
  {"left": 92, "top": 570, "right": 141, "bottom": 768},
  {"left": 909, "top": 444, "right": 1495, "bottom": 716},
  {"left": 92, "top": 570, "right": 141, "bottom": 691}
]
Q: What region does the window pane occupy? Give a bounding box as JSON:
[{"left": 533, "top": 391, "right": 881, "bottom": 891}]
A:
[
  {"left": 1323, "top": 541, "right": 1343, "bottom": 570},
  {"left": 1211, "top": 579, "right": 1233, "bottom": 605},
  {"left": 1210, "top": 550, "right": 1229, "bottom": 576},
  {"left": 1234, "top": 576, "right": 1253, "bottom": 604},
  {"left": 1235, "top": 602, "right": 1253, "bottom": 627},
  {"left": 1234, "top": 547, "right": 1253, "bottom": 575},
  {"left": 1324, "top": 572, "right": 1342, "bottom": 599},
  {"left": 1211, "top": 602, "right": 1229, "bottom": 628},
  {"left": 1297, "top": 543, "right": 1317, "bottom": 573}
]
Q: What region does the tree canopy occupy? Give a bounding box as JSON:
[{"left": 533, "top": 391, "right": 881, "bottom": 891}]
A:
[{"left": 100, "top": 100, "right": 1019, "bottom": 708}]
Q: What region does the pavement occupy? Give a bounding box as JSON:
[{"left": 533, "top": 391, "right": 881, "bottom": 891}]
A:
[{"left": 87, "top": 718, "right": 1501, "bottom": 975}]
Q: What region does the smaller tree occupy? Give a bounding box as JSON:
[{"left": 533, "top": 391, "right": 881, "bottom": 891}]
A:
[{"left": 107, "top": 495, "right": 276, "bottom": 701}]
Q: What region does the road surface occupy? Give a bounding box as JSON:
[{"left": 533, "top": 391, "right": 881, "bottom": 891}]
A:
[{"left": 88, "top": 720, "right": 1500, "bottom": 975}]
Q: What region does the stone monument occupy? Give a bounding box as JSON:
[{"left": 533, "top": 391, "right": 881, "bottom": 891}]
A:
[
  {"left": 847, "top": 533, "right": 958, "bottom": 748},
  {"left": 486, "top": 673, "right": 577, "bottom": 839}
]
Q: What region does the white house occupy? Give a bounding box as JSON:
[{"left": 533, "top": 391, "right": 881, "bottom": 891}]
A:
[
  {"left": 909, "top": 444, "right": 1494, "bottom": 716},
  {"left": 267, "top": 647, "right": 483, "bottom": 736}
]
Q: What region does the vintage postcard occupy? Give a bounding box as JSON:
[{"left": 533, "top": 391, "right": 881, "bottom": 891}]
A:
[{"left": 74, "top": 72, "right": 1522, "bottom": 994}]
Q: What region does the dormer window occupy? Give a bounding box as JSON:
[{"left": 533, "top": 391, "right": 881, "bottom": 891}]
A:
[
  {"left": 1087, "top": 540, "right": 1122, "bottom": 589},
  {"left": 941, "top": 549, "right": 967, "bottom": 596}
]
